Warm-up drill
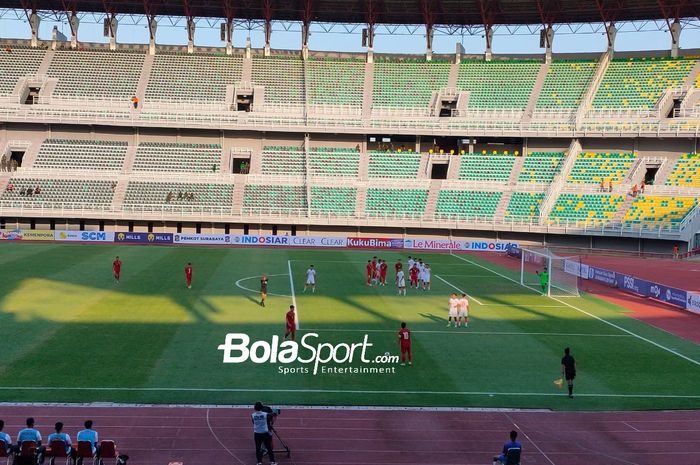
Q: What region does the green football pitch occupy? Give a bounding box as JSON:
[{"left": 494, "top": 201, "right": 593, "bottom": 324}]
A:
[{"left": 1, "top": 242, "right": 700, "bottom": 411}]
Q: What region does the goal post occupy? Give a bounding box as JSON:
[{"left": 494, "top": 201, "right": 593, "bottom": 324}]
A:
[{"left": 520, "top": 248, "right": 580, "bottom": 297}]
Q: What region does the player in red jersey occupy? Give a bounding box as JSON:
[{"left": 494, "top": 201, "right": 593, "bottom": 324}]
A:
[
  {"left": 284, "top": 305, "right": 297, "bottom": 341},
  {"left": 371, "top": 256, "right": 379, "bottom": 285},
  {"left": 394, "top": 258, "right": 403, "bottom": 274},
  {"left": 366, "top": 260, "right": 374, "bottom": 286},
  {"left": 409, "top": 264, "right": 419, "bottom": 289},
  {"left": 112, "top": 256, "right": 122, "bottom": 283},
  {"left": 398, "top": 322, "right": 412, "bottom": 366},
  {"left": 185, "top": 262, "right": 193, "bottom": 289},
  {"left": 379, "top": 260, "right": 388, "bottom": 286}
]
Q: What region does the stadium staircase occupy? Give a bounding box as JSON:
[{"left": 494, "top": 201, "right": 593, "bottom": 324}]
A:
[
  {"left": 507, "top": 154, "right": 526, "bottom": 184},
  {"left": 354, "top": 186, "right": 367, "bottom": 217},
  {"left": 538, "top": 139, "right": 581, "bottom": 221},
  {"left": 423, "top": 181, "right": 442, "bottom": 218},
  {"left": 357, "top": 147, "right": 370, "bottom": 179},
  {"left": 418, "top": 153, "right": 430, "bottom": 179},
  {"left": 521, "top": 61, "right": 550, "bottom": 122},
  {"left": 121, "top": 143, "right": 138, "bottom": 174},
  {"left": 111, "top": 179, "right": 128, "bottom": 210},
  {"left": 653, "top": 154, "right": 682, "bottom": 185},
  {"left": 36, "top": 49, "right": 54, "bottom": 76},
  {"left": 134, "top": 53, "right": 154, "bottom": 108},
  {"left": 446, "top": 155, "right": 461, "bottom": 179},
  {"left": 362, "top": 61, "right": 374, "bottom": 119},
  {"left": 610, "top": 193, "right": 635, "bottom": 225},
  {"left": 494, "top": 191, "right": 514, "bottom": 223},
  {"left": 446, "top": 60, "right": 460, "bottom": 89},
  {"left": 18, "top": 141, "right": 41, "bottom": 168},
  {"left": 575, "top": 51, "right": 611, "bottom": 126},
  {"left": 683, "top": 60, "right": 700, "bottom": 88},
  {"left": 241, "top": 55, "right": 253, "bottom": 83},
  {"left": 231, "top": 177, "right": 246, "bottom": 213}
]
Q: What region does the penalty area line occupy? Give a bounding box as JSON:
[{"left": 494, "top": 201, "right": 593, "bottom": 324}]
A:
[
  {"left": 302, "top": 328, "right": 631, "bottom": 337},
  {"left": 288, "top": 259, "right": 299, "bottom": 330},
  {"left": 1, "top": 386, "right": 700, "bottom": 399},
  {"left": 449, "top": 252, "right": 700, "bottom": 368},
  {"left": 435, "top": 274, "right": 483, "bottom": 305}
]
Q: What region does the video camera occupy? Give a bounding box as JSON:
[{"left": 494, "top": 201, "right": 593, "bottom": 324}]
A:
[{"left": 261, "top": 405, "right": 281, "bottom": 427}]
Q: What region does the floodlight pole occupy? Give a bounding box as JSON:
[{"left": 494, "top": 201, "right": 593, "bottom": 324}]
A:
[
  {"left": 301, "top": 0, "right": 313, "bottom": 60},
  {"left": 605, "top": 22, "right": 617, "bottom": 56},
  {"left": 477, "top": 0, "right": 498, "bottom": 62},
  {"left": 60, "top": 0, "right": 79, "bottom": 48},
  {"left": 657, "top": 0, "right": 685, "bottom": 58},
  {"left": 364, "top": 0, "right": 377, "bottom": 63},
  {"left": 19, "top": 0, "right": 40, "bottom": 47},
  {"left": 143, "top": 0, "right": 157, "bottom": 55},
  {"left": 420, "top": 0, "right": 434, "bottom": 61},
  {"left": 535, "top": 0, "right": 559, "bottom": 63}
]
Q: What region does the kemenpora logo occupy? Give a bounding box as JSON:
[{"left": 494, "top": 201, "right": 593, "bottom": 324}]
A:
[{"left": 217, "top": 333, "right": 398, "bottom": 375}]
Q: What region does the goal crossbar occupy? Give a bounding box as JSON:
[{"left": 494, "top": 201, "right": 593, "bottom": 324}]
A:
[{"left": 519, "top": 248, "right": 580, "bottom": 297}]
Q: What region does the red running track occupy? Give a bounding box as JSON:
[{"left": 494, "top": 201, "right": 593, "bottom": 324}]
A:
[{"left": 1, "top": 405, "right": 699, "bottom": 465}]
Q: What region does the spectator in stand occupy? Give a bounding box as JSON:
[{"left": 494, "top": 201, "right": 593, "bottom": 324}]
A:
[
  {"left": 631, "top": 184, "right": 638, "bottom": 197},
  {"left": 47, "top": 422, "right": 76, "bottom": 461},
  {"left": 16, "top": 417, "right": 45, "bottom": 464},
  {"left": 212, "top": 164, "right": 217, "bottom": 173},
  {"left": 599, "top": 180, "right": 605, "bottom": 192},
  {"left": 130, "top": 96, "right": 139, "bottom": 109},
  {"left": 166, "top": 191, "right": 174, "bottom": 203},
  {"left": 26, "top": 187, "right": 33, "bottom": 197},
  {"left": 0, "top": 154, "right": 7, "bottom": 172},
  {"left": 177, "top": 191, "right": 183, "bottom": 200},
  {"left": 10, "top": 159, "right": 18, "bottom": 171},
  {"left": 34, "top": 186, "right": 40, "bottom": 195},
  {"left": 76, "top": 420, "right": 99, "bottom": 458},
  {"left": 608, "top": 180, "right": 613, "bottom": 192},
  {"left": 640, "top": 180, "right": 646, "bottom": 193},
  {"left": 5, "top": 183, "right": 13, "bottom": 192},
  {"left": 19, "top": 187, "right": 26, "bottom": 196},
  {"left": 111, "top": 181, "right": 117, "bottom": 192}
]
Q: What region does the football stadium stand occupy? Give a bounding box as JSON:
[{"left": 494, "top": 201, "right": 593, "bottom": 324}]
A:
[
  {"left": 307, "top": 58, "right": 365, "bottom": 107},
  {"left": 517, "top": 152, "right": 565, "bottom": 183},
  {"left": 549, "top": 193, "right": 625, "bottom": 225},
  {"left": 123, "top": 181, "right": 233, "bottom": 211},
  {"left": 0, "top": 46, "right": 45, "bottom": 96},
  {"left": 132, "top": 143, "right": 222, "bottom": 173},
  {"left": 146, "top": 52, "right": 243, "bottom": 103},
  {"left": 435, "top": 190, "right": 502, "bottom": 219},
  {"left": 47, "top": 49, "right": 144, "bottom": 99},
  {"left": 260, "top": 146, "right": 306, "bottom": 175},
  {"left": 665, "top": 153, "right": 700, "bottom": 187},
  {"left": 243, "top": 184, "right": 307, "bottom": 213},
  {"left": 506, "top": 192, "right": 545, "bottom": 219},
  {"left": 373, "top": 58, "right": 451, "bottom": 108},
  {"left": 624, "top": 195, "right": 698, "bottom": 227},
  {"left": 536, "top": 60, "right": 598, "bottom": 109},
  {"left": 458, "top": 153, "right": 516, "bottom": 181},
  {"left": 309, "top": 147, "right": 361, "bottom": 177},
  {"left": 33, "top": 139, "right": 128, "bottom": 171},
  {"left": 568, "top": 152, "right": 636, "bottom": 184},
  {"left": 1, "top": 178, "right": 115, "bottom": 207},
  {"left": 310, "top": 186, "right": 357, "bottom": 214},
  {"left": 368, "top": 151, "right": 422, "bottom": 178},
  {"left": 457, "top": 59, "right": 541, "bottom": 109},
  {"left": 251, "top": 56, "right": 305, "bottom": 106},
  {"left": 365, "top": 188, "right": 428, "bottom": 215},
  {"left": 592, "top": 57, "right": 697, "bottom": 109}
]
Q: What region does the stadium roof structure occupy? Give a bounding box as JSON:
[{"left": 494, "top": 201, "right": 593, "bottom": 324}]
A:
[{"left": 4, "top": 0, "right": 699, "bottom": 27}]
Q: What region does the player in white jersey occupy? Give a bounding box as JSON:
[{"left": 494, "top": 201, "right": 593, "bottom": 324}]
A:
[
  {"left": 458, "top": 293, "right": 469, "bottom": 327},
  {"left": 396, "top": 270, "right": 406, "bottom": 296},
  {"left": 447, "top": 293, "right": 460, "bottom": 327},
  {"left": 303, "top": 265, "right": 316, "bottom": 293},
  {"left": 422, "top": 264, "right": 431, "bottom": 291},
  {"left": 407, "top": 256, "right": 415, "bottom": 271}
]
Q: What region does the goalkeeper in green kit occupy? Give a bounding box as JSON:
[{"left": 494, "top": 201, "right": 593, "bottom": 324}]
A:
[{"left": 536, "top": 266, "right": 549, "bottom": 295}]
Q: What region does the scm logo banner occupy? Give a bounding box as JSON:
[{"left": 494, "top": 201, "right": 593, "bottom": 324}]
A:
[{"left": 54, "top": 231, "right": 115, "bottom": 242}]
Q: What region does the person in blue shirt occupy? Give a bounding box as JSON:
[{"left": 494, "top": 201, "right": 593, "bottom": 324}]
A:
[
  {"left": 493, "top": 430, "right": 522, "bottom": 465},
  {"left": 15, "top": 417, "right": 45, "bottom": 465},
  {"left": 47, "top": 422, "right": 76, "bottom": 460},
  {"left": 0, "top": 419, "right": 16, "bottom": 454},
  {"left": 76, "top": 420, "right": 99, "bottom": 457}
]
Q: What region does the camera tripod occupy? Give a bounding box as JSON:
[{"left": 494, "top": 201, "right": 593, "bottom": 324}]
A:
[{"left": 261, "top": 427, "right": 291, "bottom": 459}]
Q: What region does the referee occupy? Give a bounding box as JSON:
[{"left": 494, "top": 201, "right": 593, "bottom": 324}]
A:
[
  {"left": 252, "top": 402, "right": 277, "bottom": 465},
  {"left": 561, "top": 347, "right": 576, "bottom": 398}
]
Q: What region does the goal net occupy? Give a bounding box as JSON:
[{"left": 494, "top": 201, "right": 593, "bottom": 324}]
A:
[{"left": 520, "top": 248, "right": 580, "bottom": 297}]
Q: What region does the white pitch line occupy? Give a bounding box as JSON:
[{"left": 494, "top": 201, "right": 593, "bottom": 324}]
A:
[
  {"left": 449, "top": 252, "right": 700, "bottom": 368},
  {"left": 435, "top": 274, "right": 483, "bottom": 305},
  {"left": 205, "top": 408, "right": 246, "bottom": 465},
  {"left": 301, "top": 328, "right": 630, "bottom": 337},
  {"left": 288, "top": 259, "right": 300, "bottom": 330},
  {"left": 1, "top": 386, "right": 700, "bottom": 399},
  {"left": 504, "top": 412, "right": 557, "bottom": 465},
  {"left": 233, "top": 273, "right": 290, "bottom": 297}
]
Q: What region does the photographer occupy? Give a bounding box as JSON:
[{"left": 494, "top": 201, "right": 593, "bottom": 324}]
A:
[{"left": 251, "top": 402, "right": 277, "bottom": 465}]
